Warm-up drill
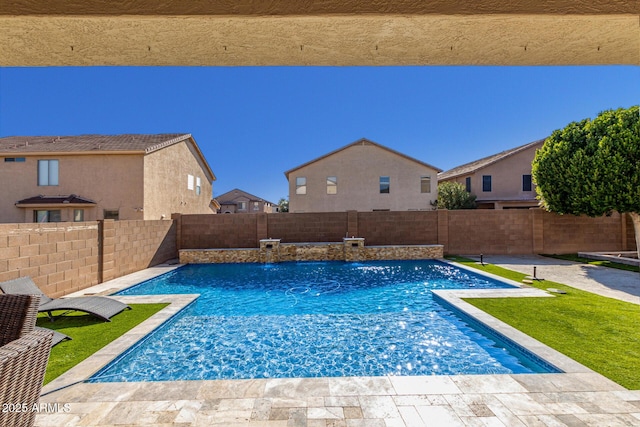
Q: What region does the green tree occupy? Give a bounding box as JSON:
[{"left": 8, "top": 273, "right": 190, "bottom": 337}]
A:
[
  {"left": 532, "top": 106, "right": 640, "bottom": 259},
  {"left": 277, "top": 197, "right": 289, "bottom": 213},
  {"left": 433, "top": 181, "right": 477, "bottom": 210}
]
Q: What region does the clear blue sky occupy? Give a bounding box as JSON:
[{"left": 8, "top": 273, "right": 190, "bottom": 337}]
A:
[{"left": 1, "top": 66, "right": 638, "bottom": 203}]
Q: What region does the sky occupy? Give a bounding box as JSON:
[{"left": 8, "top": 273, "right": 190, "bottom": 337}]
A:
[{"left": 1, "top": 66, "right": 638, "bottom": 204}]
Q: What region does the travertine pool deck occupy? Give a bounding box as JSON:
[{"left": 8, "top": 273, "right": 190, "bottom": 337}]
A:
[{"left": 35, "top": 261, "right": 640, "bottom": 426}]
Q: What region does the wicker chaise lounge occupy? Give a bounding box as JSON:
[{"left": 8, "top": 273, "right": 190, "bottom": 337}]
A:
[
  {"left": 0, "top": 282, "right": 71, "bottom": 346},
  {"left": 0, "top": 277, "right": 130, "bottom": 322},
  {"left": 0, "top": 294, "right": 54, "bottom": 427},
  {"left": 35, "top": 326, "right": 71, "bottom": 347}
]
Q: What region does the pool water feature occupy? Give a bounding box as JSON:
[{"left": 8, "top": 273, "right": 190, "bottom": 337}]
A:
[{"left": 92, "top": 260, "right": 559, "bottom": 382}]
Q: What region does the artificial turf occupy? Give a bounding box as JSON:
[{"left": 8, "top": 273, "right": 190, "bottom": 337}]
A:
[
  {"left": 37, "top": 303, "right": 169, "bottom": 384},
  {"left": 542, "top": 253, "right": 639, "bottom": 273},
  {"left": 447, "top": 256, "right": 640, "bottom": 390}
]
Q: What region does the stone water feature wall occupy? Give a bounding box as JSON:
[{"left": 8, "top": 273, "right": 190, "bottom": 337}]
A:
[{"left": 179, "top": 238, "right": 444, "bottom": 264}]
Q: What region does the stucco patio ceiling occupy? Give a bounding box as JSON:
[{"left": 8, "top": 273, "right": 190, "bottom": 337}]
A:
[{"left": 1, "top": 1, "right": 638, "bottom": 66}]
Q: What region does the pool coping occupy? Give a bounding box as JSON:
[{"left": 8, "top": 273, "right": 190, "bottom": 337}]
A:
[{"left": 36, "top": 259, "right": 635, "bottom": 425}]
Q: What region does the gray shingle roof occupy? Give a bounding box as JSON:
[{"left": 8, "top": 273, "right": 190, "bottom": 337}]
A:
[
  {"left": 438, "top": 139, "right": 545, "bottom": 180},
  {"left": 0, "top": 134, "right": 191, "bottom": 154}
]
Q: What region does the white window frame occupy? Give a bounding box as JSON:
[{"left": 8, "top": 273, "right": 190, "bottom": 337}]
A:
[
  {"left": 38, "top": 159, "right": 59, "bottom": 186},
  {"left": 296, "top": 177, "right": 307, "bottom": 195},
  {"left": 327, "top": 176, "right": 337, "bottom": 194},
  {"left": 379, "top": 176, "right": 390, "bottom": 194},
  {"left": 420, "top": 176, "right": 431, "bottom": 193},
  {"left": 73, "top": 209, "right": 84, "bottom": 222},
  {"left": 187, "top": 174, "right": 194, "bottom": 190}
]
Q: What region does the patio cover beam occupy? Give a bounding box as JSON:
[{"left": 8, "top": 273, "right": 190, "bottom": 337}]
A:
[{"left": 1, "top": 1, "right": 638, "bottom": 66}]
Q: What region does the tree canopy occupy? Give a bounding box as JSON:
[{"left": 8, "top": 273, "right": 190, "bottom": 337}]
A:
[
  {"left": 277, "top": 197, "right": 289, "bottom": 213},
  {"left": 433, "top": 181, "right": 476, "bottom": 210},
  {"left": 532, "top": 106, "right": 639, "bottom": 257}
]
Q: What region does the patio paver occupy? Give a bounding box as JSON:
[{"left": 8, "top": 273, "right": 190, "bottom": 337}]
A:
[{"left": 34, "top": 260, "right": 640, "bottom": 426}]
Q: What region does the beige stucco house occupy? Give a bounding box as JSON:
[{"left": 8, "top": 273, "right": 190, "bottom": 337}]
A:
[
  {"left": 285, "top": 138, "right": 441, "bottom": 212},
  {"left": 438, "top": 139, "right": 544, "bottom": 209},
  {"left": 216, "top": 188, "right": 276, "bottom": 214},
  {"left": 0, "top": 134, "right": 216, "bottom": 223}
]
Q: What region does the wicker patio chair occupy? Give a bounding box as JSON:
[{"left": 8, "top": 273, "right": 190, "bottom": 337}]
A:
[
  {"left": 0, "top": 288, "right": 71, "bottom": 347},
  {"left": 0, "top": 277, "right": 130, "bottom": 322},
  {"left": 0, "top": 329, "right": 53, "bottom": 427},
  {"left": 0, "top": 293, "right": 39, "bottom": 346},
  {"left": 0, "top": 294, "right": 54, "bottom": 427}
]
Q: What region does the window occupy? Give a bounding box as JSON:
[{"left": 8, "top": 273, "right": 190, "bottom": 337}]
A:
[
  {"left": 196, "top": 177, "right": 201, "bottom": 195},
  {"left": 296, "top": 177, "right": 307, "bottom": 195},
  {"left": 4, "top": 157, "right": 25, "bottom": 162},
  {"left": 522, "top": 174, "right": 533, "bottom": 192},
  {"left": 327, "top": 176, "right": 337, "bottom": 194},
  {"left": 103, "top": 209, "right": 119, "bottom": 220},
  {"left": 420, "top": 176, "right": 431, "bottom": 193},
  {"left": 465, "top": 177, "right": 471, "bottom": 192},
  {"left": 238, "top": 201, "right": 247, "bottom": 211},
  {"left": 482, "top": 175, "right": 492, "bottom": 192},
  {"left": 34, "top": 210, "right": 61, "bottom": 223},
  {"left": 253, "top": 202, "right": 260, "bottom": 211},
  {"left": 38, "top": 160, "right": 59, "bottom": 186},
  {"left": 379, "top": 176, "right": 390, "bottom": 193},
  {"left": 73, "top": 209, "right": 84, "bottom": 222},
  {"left": 187, "top": 174, "right": 194, "bottom": 190}
]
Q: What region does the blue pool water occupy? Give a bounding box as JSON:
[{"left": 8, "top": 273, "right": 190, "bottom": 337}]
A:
[{"left": 92, "top": 260, "right": 558, "bottom": 382}]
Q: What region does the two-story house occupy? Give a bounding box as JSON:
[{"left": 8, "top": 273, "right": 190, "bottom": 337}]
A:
[
  {"left": 284, "top": 138, "right": 441, "bottom": 212},
  {"left": 216, "top": 188, "right": 276, "bottom": 214},
  {"left": 0, "top": 133, "right": 217, "bottom": 223},
  {"left": 438, "top": 139, "right": 544, "bottom": 209}
]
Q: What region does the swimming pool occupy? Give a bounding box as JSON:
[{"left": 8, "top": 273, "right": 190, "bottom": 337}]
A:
[{"left": 92, "top": 260, "right": 559, "bottom": 382}]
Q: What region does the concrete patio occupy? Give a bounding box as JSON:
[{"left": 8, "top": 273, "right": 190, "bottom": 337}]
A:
[{"left": 34, "top": 259, "right": 640, "bottom": 426}]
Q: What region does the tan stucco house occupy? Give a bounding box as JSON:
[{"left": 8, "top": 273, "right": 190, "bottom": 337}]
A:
[
  {"left": 284, "top": 138, "right": 441, "bottom": 212},
  {"left": 0, "top": 134, "right": 217, "bottom": 223},
  {"left": 438, "top": 139, "right": 544, "bottom": 209},
  {"left": 216, "top": 188, "right": 276, "bottom": 214}
]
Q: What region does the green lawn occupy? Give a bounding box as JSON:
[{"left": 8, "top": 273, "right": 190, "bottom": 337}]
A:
[
  {"left": 447, "top": 256, "right": 640, "bottom": 390},
  {"left": 37, "top": 303, "right": 168, "bottom": 384}
]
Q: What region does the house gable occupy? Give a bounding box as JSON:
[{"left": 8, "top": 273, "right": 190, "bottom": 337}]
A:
[
  {"left": 438, "top": 139, "right": 544, "bottom": 181},
  {"left": 438, "top": 139, "right": 545, "bottom": 209},
  {"left": 286, "top": 138, "right": 440, "bottom": 212},
  {"left": 0, "top": 133, "right": 217, "bottom": 222},
  {"left": 285, "top": 138, "right": 441, "bottom": 180}
]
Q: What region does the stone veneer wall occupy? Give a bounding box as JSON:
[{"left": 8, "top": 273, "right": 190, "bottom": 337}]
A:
[
  {"left": 179, "top": 241, "right": 444, "bottom": 264},
  {"left": 361, "top": 245, "right": 443, "bottom": 261},
  {"left": 279, "top": 243, "right": 345, "bottom": 262}
]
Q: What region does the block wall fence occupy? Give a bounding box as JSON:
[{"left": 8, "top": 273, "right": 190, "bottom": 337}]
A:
[
  {"left": 175, "top": 210, "right": 636, "bottom": 255},
  {"left": 0, "top": 210, "right": 635, "bottom": 297},
  {"left": 0, "top": 219, "right": 176, "bottom": 297}
]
